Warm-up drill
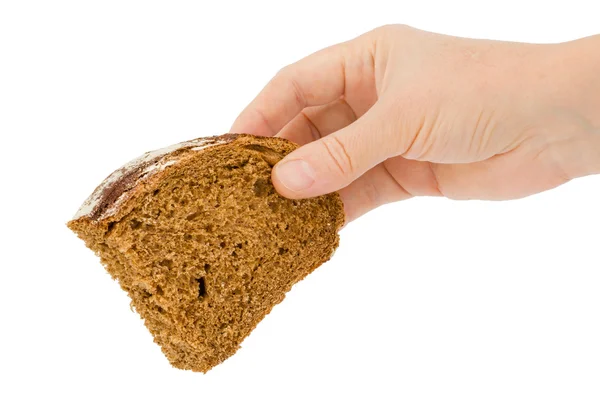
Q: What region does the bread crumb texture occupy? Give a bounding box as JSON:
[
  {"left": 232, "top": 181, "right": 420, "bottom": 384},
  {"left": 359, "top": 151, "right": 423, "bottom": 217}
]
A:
[{"left": 68, "top": 134, "right": 344, "bottom": 372}]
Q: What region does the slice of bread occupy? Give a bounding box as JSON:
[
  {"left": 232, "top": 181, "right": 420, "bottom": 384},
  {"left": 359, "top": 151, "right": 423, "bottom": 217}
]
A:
[{"left": 68, "top": 134, "right": 344, "bottom": 372}]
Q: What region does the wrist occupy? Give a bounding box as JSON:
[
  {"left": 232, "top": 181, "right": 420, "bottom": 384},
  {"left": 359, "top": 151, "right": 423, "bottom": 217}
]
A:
[
  {"left": 541, "top": 36, "right": 600, "bottom": 178},
  {"left": 559, "top": 130, "right": 600, "bottom": 179},
  {"left": 556, "top": 35, "right": 600, "bottom": 127}
]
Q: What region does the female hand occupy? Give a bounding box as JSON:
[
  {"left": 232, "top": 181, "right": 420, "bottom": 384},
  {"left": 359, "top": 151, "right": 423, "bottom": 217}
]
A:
[{"left": 232, "top": 25, "right": 600, "bottom": 222}]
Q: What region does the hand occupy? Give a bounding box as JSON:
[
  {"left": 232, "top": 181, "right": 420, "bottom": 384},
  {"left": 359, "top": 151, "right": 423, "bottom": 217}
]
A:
[{"left": 231, "top": 25, "right": 600, "bottom": 223}]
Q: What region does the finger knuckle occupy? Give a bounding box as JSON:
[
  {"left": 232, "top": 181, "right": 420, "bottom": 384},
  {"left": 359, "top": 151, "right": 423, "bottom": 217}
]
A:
[
  {"left": 275, "top": 64, "right": 293, "bottom": 79},
  {"left": 319, "top": 136, "right": 354, "bottom": 176},
  {"left": 373, "top": 23, "right": 411, "bottom": 38},
  {"left": 362, "top": 180, "right": 383, "bottom": 210},
  {"left": 274, "top": 65, "right": 305, "bottom": 108},
  {"left": 373, "top": 24, "right": 393, "bottom": 35}
]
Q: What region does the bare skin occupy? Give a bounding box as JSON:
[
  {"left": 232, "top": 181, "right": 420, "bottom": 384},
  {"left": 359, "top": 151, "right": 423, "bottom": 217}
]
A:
[{"left": 231, "top": 25, "right": 600, "bottom": 223}]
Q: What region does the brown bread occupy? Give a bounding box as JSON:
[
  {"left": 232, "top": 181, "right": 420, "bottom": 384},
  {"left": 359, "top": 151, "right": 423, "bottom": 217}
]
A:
[{"left": 68, "top": 134, "right": 344, "bottom": 372}]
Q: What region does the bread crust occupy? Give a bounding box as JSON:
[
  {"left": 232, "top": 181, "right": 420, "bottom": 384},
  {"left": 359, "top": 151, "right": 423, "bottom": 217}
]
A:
[{"left": 73, "top": 134, "right": 241, "bottom": 221}]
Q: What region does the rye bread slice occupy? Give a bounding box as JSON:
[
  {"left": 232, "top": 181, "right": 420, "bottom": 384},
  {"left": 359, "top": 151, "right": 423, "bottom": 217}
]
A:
[{"left": 68, "top": 134, "right": 345, "bottom": 372}]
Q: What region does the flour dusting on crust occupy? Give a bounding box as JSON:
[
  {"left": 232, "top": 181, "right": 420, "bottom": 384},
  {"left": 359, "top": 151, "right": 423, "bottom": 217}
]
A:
[{"left": 72, "top": 135, "right": 235, "bottom": 221}]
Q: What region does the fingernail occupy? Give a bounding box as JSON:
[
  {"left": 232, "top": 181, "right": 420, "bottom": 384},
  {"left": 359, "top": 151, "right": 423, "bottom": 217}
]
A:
[{"left": 275, "top": 159, "right": 315, "bottom": 191}]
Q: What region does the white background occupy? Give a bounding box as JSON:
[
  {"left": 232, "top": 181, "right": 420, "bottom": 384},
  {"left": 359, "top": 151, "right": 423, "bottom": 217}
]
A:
[{"left": 1, "top": 1, "right": 599, "bottom": 399}]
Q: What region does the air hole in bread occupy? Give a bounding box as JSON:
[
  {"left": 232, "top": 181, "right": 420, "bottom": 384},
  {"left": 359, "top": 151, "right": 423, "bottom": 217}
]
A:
[
  {"left": 159, "top": 259, "right": 173, "bottom": 267},
  {"left": 106, "top": 221, "right": 116, "bottom": 233},
  {"left": 130, "top": 219, "right": 142, "bottom": 230},
  {"left": 197, "top": 277, "right": 206, "bottom": 299},
  {"left": 186, "top": 211, "right": 201, "bottom": 221},
  {"left": 253, "top": 178, "right": 271, "bottom": 197}
]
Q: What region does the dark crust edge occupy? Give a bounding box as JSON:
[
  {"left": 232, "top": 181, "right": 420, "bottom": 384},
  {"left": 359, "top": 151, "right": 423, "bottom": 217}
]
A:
[
  {"left": 70, "top": 134, "right": 319, "bottom": 224},
  {"left": 75, "top": 133, "right": 243, "bottom": 222}
]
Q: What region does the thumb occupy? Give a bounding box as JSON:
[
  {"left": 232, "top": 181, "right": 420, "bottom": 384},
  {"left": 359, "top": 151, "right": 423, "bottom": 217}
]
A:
[{"left": 272, "top": 103, "right": 399, "bottom": 199}]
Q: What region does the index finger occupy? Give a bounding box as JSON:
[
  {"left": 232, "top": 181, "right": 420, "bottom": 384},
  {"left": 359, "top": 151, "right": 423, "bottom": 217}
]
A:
[{"left": 230, "top": 43, "right": 348, "bottom": 136}]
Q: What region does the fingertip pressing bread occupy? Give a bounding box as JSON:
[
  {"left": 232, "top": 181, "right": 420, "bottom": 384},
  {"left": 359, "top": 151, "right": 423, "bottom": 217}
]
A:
[{"left": 68, "top": 134, "right": 344, "bottom": 372}]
